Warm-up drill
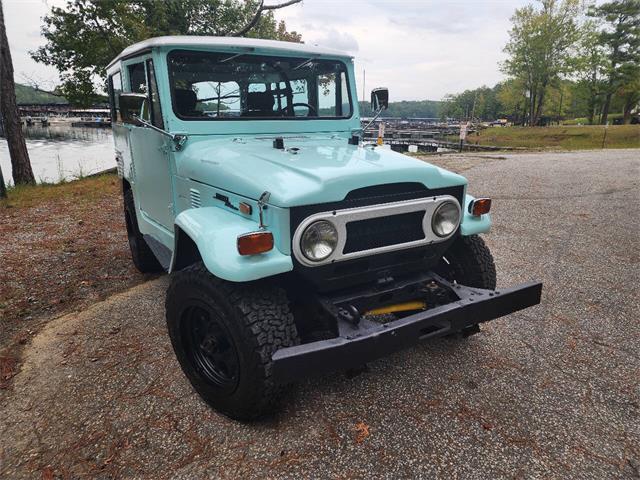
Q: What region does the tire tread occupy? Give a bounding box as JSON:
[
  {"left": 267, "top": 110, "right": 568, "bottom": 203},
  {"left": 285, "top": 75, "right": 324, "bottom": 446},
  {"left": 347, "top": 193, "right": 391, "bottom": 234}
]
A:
[{"left": 166, "top": 263, "right": 299, "bottom": 420}]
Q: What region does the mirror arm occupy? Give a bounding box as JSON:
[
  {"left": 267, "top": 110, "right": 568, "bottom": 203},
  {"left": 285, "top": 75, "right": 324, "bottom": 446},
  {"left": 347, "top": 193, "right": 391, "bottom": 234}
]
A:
[
  {"left": 361, "top": 106, "right": 385, "bottom": 135},
  {"left": 132, "top": 114, "right": 188, "bottom": 151}
]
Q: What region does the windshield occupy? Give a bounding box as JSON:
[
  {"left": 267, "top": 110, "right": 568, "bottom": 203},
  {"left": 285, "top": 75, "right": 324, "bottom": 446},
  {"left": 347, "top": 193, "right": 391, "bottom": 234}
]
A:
[{"left": 167, "top": 50, "right": 352, "bottom": 120}]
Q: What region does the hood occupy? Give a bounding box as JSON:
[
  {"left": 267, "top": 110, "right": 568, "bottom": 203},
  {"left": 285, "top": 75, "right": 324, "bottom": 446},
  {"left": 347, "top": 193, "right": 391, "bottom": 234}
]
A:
[{"left": 176, "top": 135, "right": 467, "bottom": 207}]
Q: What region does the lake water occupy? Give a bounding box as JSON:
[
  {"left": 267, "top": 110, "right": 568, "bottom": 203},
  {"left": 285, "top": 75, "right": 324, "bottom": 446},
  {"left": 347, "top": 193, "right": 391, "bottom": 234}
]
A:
[{"left": 0, "top": 124, "right": 115, "bottom": 186}]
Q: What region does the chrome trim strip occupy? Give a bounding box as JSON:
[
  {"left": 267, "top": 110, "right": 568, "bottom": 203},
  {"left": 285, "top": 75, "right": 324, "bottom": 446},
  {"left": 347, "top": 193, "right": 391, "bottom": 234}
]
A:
[{"left": 292, "top": 195, "right": 461, "bottom": 267}]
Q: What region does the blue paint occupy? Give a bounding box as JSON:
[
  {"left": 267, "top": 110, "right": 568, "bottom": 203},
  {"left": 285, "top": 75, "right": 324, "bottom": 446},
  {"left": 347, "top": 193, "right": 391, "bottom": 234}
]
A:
[
  {"left": 461, "top": 195, "right": 492, "bottom": 235},
  {"left": 109, "top": 37, "right": 485, "bottom": 282},
  {"left": 174, "top": 207, "right": 293, "bottom": 282}
]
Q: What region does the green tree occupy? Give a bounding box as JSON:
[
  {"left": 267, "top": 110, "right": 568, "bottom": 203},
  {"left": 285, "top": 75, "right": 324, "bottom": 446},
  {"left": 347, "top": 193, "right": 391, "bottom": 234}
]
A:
[
  {"left": 575, "top": 20, "right": 608, "bottom": 124},
  {"left": 502, "top": 0, "right": 583, "bottom": 126},
  {"left": 616, "top": 62, "right": 640, "bottom": 122},
  {"left": 32, "top": 0, "right": 302, "bottom": 106},
  {"left": 496, "top": 79, "right": 527, "bottom": 123},
  {"left": 588, "top": 0, "right": 640, "bottom": 124}
]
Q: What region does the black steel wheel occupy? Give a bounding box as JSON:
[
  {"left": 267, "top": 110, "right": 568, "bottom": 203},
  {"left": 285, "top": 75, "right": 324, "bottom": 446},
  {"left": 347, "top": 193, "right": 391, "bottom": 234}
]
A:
[
  {"left": 181, "top": 304, "right": 239, "bottom": 394},
  {"left": 166, "top": 262, "right": 299, "bottom": 421}
]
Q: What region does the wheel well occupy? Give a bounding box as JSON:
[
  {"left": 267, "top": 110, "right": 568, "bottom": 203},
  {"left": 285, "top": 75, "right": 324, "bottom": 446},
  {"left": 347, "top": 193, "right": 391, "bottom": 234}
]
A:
[
  {"left": 122, "top": 178, "right": 132, "bottom": 195},
  {"left": 172, "top": 227, "right": 203, "bottom": 271}
]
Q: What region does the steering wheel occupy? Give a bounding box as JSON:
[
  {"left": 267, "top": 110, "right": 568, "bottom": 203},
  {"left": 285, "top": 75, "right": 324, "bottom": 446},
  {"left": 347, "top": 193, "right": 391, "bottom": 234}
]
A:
[{"left": 279, "top": 102, "right": 317, "bottom": 117}]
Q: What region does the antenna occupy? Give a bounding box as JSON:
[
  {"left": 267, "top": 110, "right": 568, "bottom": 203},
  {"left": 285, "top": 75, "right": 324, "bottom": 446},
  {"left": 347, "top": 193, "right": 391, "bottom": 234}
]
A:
[{"left": 362, "top": 68, "right": 366, "bottom": 104}]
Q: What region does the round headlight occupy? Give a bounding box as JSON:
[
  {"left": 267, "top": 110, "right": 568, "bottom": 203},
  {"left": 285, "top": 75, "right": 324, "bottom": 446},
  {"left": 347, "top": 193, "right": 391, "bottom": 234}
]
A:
[
  {"left": 432, "top": 201, "right": 460, "bottom": 237},
  {"left": 301, "top": 220, "right": 338, "bottom": 262}
]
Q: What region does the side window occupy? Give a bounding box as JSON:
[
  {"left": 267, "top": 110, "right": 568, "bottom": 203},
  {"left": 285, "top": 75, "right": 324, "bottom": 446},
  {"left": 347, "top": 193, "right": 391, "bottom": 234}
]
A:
[
  {"left": 108, "top": 71, "right": 122, "bottom": 122},
  {"left": 146, "top": 59, "right": 164, "bottom": 129},
  {"left": 128, "top": 63, "right": 147, "bottom": 93},
  {"left": 128, "top": 62, "right": 149, "bottom": 121}
]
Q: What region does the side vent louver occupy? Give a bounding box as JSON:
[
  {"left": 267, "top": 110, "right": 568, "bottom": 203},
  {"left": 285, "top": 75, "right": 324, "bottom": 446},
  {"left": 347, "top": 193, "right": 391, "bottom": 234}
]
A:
[{"left": 189, "top": 189, "right": 202, "bottom": 208}]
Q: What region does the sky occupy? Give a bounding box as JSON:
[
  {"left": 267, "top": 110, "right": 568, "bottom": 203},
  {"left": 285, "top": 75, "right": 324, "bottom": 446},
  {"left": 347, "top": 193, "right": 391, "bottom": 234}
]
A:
[{"left": 5, "top": 0, "right": 537, "bottom": 101}]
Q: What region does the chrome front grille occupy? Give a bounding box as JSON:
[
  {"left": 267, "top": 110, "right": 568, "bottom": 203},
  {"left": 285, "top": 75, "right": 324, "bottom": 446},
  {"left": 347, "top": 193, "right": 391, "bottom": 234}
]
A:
[{"left": 292, "top": 195, "right": 460, "bottom": 267}]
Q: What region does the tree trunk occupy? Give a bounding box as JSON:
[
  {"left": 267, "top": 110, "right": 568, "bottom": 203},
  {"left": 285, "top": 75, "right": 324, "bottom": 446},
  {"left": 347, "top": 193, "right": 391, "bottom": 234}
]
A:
[
  {"left": 529, "top": 91, "right": 536, "bottom": 127},
  {"left": 532, "top": 80, "right": 548, "bottom": 127},
  {"left": 587, "top": 91, "right": 596, "bottom": 125},
  {"left": 0, "top": 0, "right": 34, "bottom": 185},
  {"left": 601, "top": 92, "right": 613, "bottom": 125},
  {"left": 0, "top": 163, "right": 6, "bottom": 198},
  {"left": 622, "top": 95, "right": 635, "bottom": 124},
  {"left": 601, "top": 43, "right": 620, "bottom": 127}
]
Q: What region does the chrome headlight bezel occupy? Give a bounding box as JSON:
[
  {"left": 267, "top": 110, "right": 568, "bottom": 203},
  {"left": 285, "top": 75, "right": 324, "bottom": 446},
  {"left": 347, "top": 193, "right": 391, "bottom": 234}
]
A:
[
  {"left": 300, "top": 220, "right": 339, "bottom": 262},
  {"left": 431, "top": 200, "right": 461, "bottom": 237}
]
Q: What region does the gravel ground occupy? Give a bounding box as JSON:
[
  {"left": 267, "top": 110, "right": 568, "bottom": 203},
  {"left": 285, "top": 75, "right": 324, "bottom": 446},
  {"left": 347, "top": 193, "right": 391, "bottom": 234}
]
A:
[{"left": 1, "top": 149, "right": 639, "bottom": 479}]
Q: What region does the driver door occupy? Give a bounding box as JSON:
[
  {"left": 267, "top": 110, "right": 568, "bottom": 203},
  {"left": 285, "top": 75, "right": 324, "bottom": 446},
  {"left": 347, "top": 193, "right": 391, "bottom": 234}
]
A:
[{"left": 127, "top": 59, "right": 174, "bottom": 231}]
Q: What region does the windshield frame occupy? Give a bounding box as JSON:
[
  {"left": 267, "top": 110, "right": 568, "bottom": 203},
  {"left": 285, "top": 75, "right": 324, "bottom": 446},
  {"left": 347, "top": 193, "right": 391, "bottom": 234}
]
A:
[{"left": 166, "top": 49, "right": 355, "bottom": 122}]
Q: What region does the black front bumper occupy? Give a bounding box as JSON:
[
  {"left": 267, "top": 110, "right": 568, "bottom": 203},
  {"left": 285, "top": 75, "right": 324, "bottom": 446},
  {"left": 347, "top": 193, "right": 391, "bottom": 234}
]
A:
[{"left": 272, "top": 274, "right": 542, "bottom": 384}]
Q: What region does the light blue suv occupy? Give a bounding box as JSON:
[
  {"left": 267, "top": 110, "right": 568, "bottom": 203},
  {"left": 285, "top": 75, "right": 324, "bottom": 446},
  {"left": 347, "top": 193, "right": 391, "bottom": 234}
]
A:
[{"left": 107, "top": 36, "right": 542, "bottom": 420}]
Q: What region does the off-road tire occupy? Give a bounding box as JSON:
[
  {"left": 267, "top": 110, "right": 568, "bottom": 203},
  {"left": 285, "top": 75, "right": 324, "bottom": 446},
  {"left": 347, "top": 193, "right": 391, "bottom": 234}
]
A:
[
  {"left": 123, "top": 189, "right": 163, "bottom": 273},
  {"left": 438, "top": 235, "right": 496, "bottom": 337},
  {"left": 438, "top": 235, "right": 496, "bottom": 289},
  {"left": 166, "top": 263, "right": 300, "bottom": 421}
]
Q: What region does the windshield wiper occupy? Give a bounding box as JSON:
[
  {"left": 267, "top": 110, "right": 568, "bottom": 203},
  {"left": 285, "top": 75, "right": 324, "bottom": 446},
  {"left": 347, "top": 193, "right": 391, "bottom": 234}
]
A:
[
  {"left": 218, "top": 53, "right": 245, "bottom": 63},
  {"left": 293, "top": 57, "right": 316, "bottom": 70}
]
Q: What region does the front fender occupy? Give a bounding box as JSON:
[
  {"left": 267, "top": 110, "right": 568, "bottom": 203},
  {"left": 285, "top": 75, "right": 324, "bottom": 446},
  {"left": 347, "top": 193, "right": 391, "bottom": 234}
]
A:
[
  {"left": 460, "top": 194, "right": 491, "bottom": 236},
  {"left": 172, "top": 207, "right": 293, "bottom": 282}
]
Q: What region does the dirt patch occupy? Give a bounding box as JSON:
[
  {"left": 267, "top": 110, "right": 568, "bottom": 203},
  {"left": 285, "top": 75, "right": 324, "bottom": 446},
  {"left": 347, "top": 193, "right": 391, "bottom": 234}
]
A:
[{"left": 0, "top": 174, "right": 153, "bottom": 387}]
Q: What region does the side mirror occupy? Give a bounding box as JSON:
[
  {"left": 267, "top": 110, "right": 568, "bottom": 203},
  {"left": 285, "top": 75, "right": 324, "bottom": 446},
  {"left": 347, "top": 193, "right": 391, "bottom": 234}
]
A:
[
  {"left": 118, "top": 92, "right": 148, "bottom": 124},
  {"left": 371, "top": 87, "right": 389, "bottom": 111}
]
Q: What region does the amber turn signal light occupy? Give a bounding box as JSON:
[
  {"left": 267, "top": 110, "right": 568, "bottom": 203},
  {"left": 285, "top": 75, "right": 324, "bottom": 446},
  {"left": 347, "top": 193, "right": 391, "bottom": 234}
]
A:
[
  {"left": 239, "top": 202, "right": 252, "bottom": 215},
  {"left": 237, "top": 231, "right": 274, "bottom": 256},
  {"left": 469, "top": 198, "right": 492, "bottom": 216}
]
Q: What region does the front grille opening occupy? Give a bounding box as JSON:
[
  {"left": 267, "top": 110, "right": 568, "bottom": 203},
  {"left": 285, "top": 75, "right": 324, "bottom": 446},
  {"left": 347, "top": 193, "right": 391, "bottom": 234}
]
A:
[{"left": 343, "top": 211, "right": 426, "bottom": 254}]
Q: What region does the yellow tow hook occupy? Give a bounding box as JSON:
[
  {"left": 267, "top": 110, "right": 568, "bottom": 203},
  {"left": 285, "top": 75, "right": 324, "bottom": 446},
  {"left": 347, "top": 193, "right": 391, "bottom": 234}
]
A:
[{"left": 365, "top": 301, "right": 427, "bottom": 316}]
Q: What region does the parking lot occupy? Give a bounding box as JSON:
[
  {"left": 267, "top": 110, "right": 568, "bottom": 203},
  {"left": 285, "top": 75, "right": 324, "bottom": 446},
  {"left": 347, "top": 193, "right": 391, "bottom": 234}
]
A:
[{"left": 1, "top": 149, "right": 638, "bottom": 479}]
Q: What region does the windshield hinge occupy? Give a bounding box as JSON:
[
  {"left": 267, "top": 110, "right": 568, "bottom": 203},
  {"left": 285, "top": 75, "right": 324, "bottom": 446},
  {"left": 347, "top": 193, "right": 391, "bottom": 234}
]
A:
[{"left": 173, "top": 134, "right": 188, "bottom": 151}]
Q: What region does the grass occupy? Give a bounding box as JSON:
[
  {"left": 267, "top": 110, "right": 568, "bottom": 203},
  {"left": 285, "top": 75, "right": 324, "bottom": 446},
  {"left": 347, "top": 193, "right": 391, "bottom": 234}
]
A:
[
  {"left": 459, "top": 125, "right": 640, "bottom": 150},
  {"left": 561, "top": 113, "right": 626, "bottom": 125},
  {"left": 2, "top": 173, "right": 118, "bottom": 209}
]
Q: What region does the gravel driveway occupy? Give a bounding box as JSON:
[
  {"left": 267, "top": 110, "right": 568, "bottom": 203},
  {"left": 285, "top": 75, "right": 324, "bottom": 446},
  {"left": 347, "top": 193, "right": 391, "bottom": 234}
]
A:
[{"left": 1, "top": 149, "right": 639, "bottom": 479}]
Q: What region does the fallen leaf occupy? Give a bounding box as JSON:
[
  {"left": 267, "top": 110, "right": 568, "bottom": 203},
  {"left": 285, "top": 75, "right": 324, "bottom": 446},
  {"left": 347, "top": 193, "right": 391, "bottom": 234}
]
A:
[
  {"left": 41, "top": 466, "right": 54, "bottom": 480},
  {"left": 354, "top": 421, "right": 370, "bottom": 444}
]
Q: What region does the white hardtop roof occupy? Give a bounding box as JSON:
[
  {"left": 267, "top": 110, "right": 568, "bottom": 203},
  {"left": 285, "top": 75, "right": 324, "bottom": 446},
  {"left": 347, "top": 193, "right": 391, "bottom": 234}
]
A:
[{"left": 107, "top": 36, "right": 352, "bottom": 69}]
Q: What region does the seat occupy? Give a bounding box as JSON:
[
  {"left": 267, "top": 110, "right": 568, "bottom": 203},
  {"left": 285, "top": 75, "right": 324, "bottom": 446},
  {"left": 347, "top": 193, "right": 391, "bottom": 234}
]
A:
[
  {"left": 245, "top": 91, "right": 275, "bottom": 117},
  {"left": 174, "top": 89, "right": 200, "bottom": 117}
]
